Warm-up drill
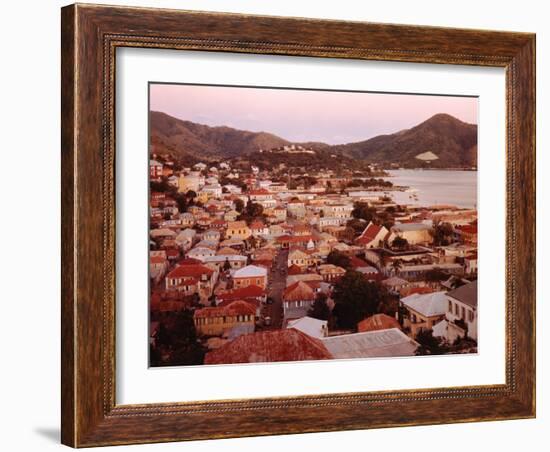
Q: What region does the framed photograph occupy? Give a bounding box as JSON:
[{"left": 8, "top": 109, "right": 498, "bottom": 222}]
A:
[{"left": 61, "top": 4, "right": 536, "bottom": 447}]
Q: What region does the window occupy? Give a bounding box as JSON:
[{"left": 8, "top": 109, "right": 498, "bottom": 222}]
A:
[
  {"left": 468, "top": 310, "right": 475, "bottom": 322},
  {"left": 461, "top": 306, "right": 466, "bottom": 320},
  {"left": 448, "top": 300, "right": 453, "bottom": 312}
]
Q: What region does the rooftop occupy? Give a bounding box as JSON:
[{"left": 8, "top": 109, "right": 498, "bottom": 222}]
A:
[
  {"left": 283, "top": 281, "right": 316, "bottom": 301},
  {"left": 287, "top": 316, "right": 328, "bottom": 339},
  {"left": 166, "top": 264, "right": 214, "bottom": 279},
  {"left": 204, "top": 329, "right": 332, "bottom": 364},
  {"left": 447, "top": 280, "right": 478, "bottom": 309},
  {"left": 195, "top": 300, "right": 256, "bottom": 319},
  {"left": 234, "top": 265, "right": 268, "bottom": 279},
  {"left": 401, "top": 291, "right": 448, "bottom": 317},
  {"left": 217, "top": 284, "right": 266, "bottom": 301},
  {"left": 392, "top": 222, "right": 432, "bottom": 232},
  {"left": 321, "top": 328, "right": 418, "bottom": 358},
  {"left": 357, "top": 314, "right": 401, "bottom": 333}
]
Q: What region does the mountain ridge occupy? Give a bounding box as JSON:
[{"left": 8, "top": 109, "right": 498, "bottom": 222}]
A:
[{"left": 150, "top": 111, "right": 477, "bottom": 168}]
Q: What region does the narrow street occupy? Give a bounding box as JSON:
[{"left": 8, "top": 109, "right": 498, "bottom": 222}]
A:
[{"left": 265, "top": 249, "right": 288, "bottom": 329}]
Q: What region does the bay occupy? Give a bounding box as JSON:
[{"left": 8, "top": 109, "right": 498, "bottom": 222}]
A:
[{"left": 382, "top": 169, "right": 478, "bottom": 209}]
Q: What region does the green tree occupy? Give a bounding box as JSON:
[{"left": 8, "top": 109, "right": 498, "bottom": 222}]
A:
[
  {"left": 430, "top": 220, "right": 455, "bottom": 246},
  {"left": 174, "top": 193, "right": 188, "bottom": 213},
  {"left": 391, "top": 236, "right": 409, "bottom": 250},
  {"left": 332, "top": 271, "right": 385, "bottom": 329},
  {"left": 234, "top": 198, "right": 245, "bottom": 213},
  {"left": 150, "top": 178, "right": 171, "bottom": 193},
  {"left": 308, "top": 293, "right": 331, "bottom": 321},
  {"left": 391, "top": 259, "right": 403, "bottom": 274},
  {"left": 164, "top": 310, "right": 206, "bottom": 366},
  {"left": 351, "top": 202, "right": 377, "bottom": 222},
  {"left": 245, "top": 201, "right": 264, "bottom": 218},
  {"left": 414, "top": 329, "right": 447, "bottom": 355},
  {"left": 238, "top": 201, "right": 265, "bottom": 224},
  {"left": 326, "top": 250, "right": 351, "bottom": 269},
  {"left": 425, "top": 267, "right": 447, "bottom": 282},
  {"left": 346, "top": 218, "right": 366, "bottom": 237}
]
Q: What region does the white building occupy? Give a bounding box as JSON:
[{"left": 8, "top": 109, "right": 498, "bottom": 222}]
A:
[
  {"left": 287, "top": 316, "right": 328, "bottom": 339},
  {"left": 388, "top": 223, "right": 433, "bottom": 245},
  {"left": 174, "top": 228, "right": 196, "bottom": 251},
  {"left": 321, "top": 328, "right": 418, "bottom": 358},
  {"left": 187, "top": 246, "right": 216, "bottom": 260},
  {"left": 434, "top": 281, "right": 478, "bottom": 342},
  {"left": 401, "top": 291, "right": 448, "bottom": 337},
  {"left": 323, "top": 203, "right": 354, "bottom": 219},
  {"left": 200, "top": 184, "right": 222, "bottom": 198}
]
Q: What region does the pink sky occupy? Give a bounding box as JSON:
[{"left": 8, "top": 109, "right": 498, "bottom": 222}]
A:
[{"left": 150, "top": 83, "right": 477, "bottom": 145}]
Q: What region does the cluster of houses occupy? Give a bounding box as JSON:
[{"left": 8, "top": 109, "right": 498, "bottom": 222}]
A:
[{"left": 150, "top": 156, "right": 478, "bottom": 365}]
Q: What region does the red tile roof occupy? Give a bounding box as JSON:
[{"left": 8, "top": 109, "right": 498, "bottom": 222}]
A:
[
  {"left": 293, "top": 224, "right": 311, "bottom": 234},
  {"left": 457, "top": 224, "right": 478, "bottom": 234},
  {"left": 251, "top": 259, "right": 272, "bottom": 268},
  {"left": 217, "top": 298, "right": 259, "bottom": 310},
  {"left": 287, "top": 264, "right": 303, "bottom": 275},
  {"left": 195, "top": 300, "right": 256, "bottom": 319},
  {"left": 217, "top": 285, "right": 266, "bottom": 302},
  {"left": 356, "top": 223, "right": 383, "bottom": 245},
  {"left": 249, "top": 220, "right": 266, "bottom": 229},
  {"left": 150, "top": 256, "right": 166, "bottom": 264},
  {"left": 150, "top": 300, "right": 190, "bottom": 312},
  {"left": 204, "top": 329, "right": 332, "bottom": 364},
  {"left": 166, "top": 264, "right": 214, "bottom": 279},
  {"left": 283, "top": 281, "right": 315, "bottom": 302},
  {"left": 248, "top": 188, "right": 271, "bottom": 195},
  {"left": 276, "top": 234, "right": 315, "bottom": 244},
  {"left": 165, "top": 249, "right": 180, "bottom": 258},
  {"left": 177, "top": 257, "right": 203, "bottom": 266},
  {"left": 357, "top": 314, "right": 401, "bottom": 333},
  {"left": 349, "top": 256, "right": 369, "bottom": 268}
]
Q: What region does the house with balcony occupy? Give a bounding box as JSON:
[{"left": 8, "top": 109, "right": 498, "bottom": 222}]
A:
[
  {"left": 433, "top": 280, "right": 478, "bottom": 342},
  {"left": 401, "top": 291, "right": 448, "bottom": 337},
  {"left": 165, "top": 263, "right": 217, "bottom": 302},
  {"left": 194, "top": 300, "right": 256, "bottom": 337}
]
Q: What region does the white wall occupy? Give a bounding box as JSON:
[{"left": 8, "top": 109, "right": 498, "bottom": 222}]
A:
[{"left": 0, "top": 1, "right": 546, "bottom": 451}]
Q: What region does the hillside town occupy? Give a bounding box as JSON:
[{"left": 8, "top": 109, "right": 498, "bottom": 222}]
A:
[{"left": 149, "top": 152, "right": 478, "bottom": 367}]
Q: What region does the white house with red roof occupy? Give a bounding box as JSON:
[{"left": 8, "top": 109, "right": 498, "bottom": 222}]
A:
[
  {"left": 356, "top": 222, "right": 390, "bottom": 249},
  {"left": 248, "top": 188, "right": 273, "bottom": 202},
  {"left": 249, "top": 220, "right": 269, "bottom": 237},
  {"left": 233, "top": 265, "right": 268, "bottom": 290},
  {"left": 165, "top": 263, "right": 218, "bottom": 301}
]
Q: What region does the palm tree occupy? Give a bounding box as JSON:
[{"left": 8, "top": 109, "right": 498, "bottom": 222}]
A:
[{"left": 391, "top": 259, "right": 403, "bottom": 275}]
